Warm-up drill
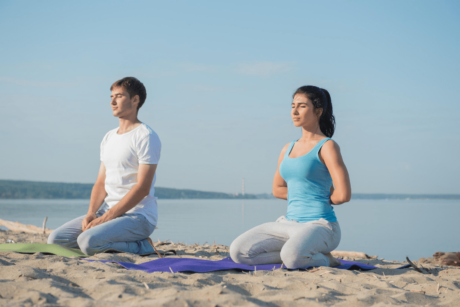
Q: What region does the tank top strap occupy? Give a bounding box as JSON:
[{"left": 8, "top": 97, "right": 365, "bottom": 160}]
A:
[
  {"left": 314, "top": 137, "right": 331, "bottom": 155},
  {"left": 284, "top": 141, "right": 296, "bottom": 158}
]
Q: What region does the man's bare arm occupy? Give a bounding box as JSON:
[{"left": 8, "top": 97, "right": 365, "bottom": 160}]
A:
[
  {"left": 88, "top": 163, "right": 108, "bottom": 215},
  {"left": 82, "top": 163, "right": 107, "bottom": 230},
  {"left": 85, "top": 164, "right": 157, "bottom": 229}
]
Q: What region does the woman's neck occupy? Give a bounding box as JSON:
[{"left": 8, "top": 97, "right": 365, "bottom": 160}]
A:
[{"left": 299, "top": 124, "right": 324, "bottom": 142}]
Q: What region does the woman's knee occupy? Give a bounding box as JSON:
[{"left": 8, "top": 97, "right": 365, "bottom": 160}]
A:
[
  {"left": 280, "top": 248, "right": 299, "bottom": 268},
  {"left": 231, "top": 235, "right": 277, "bottom": 266},
  {"left": 230, "top": 234, "right": 263, "bottom": 265},
  {"left": 229, "top": 238, "right": 246, "bottom": 264},
  {"left": 280, "top": 246, "right": 314, "bottom": 269}
]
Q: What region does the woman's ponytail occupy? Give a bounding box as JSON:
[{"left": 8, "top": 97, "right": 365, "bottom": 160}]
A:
[{"left": 319, "top": 88, "right": 335, "bottom": 137}]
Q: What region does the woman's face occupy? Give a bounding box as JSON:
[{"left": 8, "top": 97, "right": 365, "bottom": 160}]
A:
[{"left": 291, "top": 94, "right": 321, "bottom": 128}]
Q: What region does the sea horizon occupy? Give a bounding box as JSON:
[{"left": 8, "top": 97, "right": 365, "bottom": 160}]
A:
[{"left": 1, "top": 179, "right": 459, "bottom": 200}]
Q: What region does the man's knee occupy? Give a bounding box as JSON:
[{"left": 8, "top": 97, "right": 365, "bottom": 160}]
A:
[
  {"left": 77, "top": 232, "right": 104, "bottom": 256},
  {"left": 47, "top": 229, "right": 60, "bottom": 245}
]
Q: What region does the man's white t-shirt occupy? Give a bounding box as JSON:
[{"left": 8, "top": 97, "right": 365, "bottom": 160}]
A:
[{"left": 100, "top": 123, "right": 161, "bottom": 226}]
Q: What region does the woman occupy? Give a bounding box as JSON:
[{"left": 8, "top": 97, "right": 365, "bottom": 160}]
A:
[{"left": 230, "top": 85, "right": 351, "bottom": 268}]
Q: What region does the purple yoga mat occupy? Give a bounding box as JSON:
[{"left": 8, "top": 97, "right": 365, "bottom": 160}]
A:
[{"left": 84, "top": 257, "right": 380, "bottom": 273}]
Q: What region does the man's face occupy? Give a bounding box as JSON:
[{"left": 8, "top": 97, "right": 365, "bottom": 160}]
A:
[{"left": 110, "top": 86, "right": 139, "bottom": 118}]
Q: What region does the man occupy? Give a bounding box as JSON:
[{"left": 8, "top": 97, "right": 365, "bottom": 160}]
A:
[{"left": 48, "top": 77, "right": 160, "bottom": 255}]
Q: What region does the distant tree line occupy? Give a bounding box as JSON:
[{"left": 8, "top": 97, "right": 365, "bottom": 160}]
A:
[
  {"left": 0, "top": 180, "right": 458, "bottom": 200},
  {"left": 0, "top": 180, "right": 93, "bottom": 199},
  {"left": 154, "top": 187, "right": 258, "bottom": 199},
  {"left": 351, "top": 193, "right": 460, "bottom": 200},
  {"left": 0, "top": 180, "right": 261, "bottom": 200}
]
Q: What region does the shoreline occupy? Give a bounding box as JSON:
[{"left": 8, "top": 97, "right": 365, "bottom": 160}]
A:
[{"left": 1, "top": 230, "right": 459, "bottom": 306}]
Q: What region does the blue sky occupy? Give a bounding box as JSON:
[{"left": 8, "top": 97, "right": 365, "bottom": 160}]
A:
[{"left": 0, "top": 0, "right": 459, "bottom": 194}]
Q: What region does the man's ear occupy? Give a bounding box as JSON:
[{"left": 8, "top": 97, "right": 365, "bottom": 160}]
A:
[{"left": 132, "top": 95, "right": 140, "bottom": 108}]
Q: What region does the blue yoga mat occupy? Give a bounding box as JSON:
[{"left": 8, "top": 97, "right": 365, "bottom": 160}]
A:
[{"left": 84, "top": 257, "right": 391, "bottom": 273}]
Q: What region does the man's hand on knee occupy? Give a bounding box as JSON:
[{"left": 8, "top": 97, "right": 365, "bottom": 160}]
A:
[
  {"left": 82, "top": 213, "right": 97, "bottom": 231},
  {"left": 84, "top": 213, "right": 113, "bottom": 231}
]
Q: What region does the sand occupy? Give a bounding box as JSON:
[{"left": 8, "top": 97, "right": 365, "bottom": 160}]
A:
[{"left": 1, "top": 229, "right": 459, "bottom": 306}]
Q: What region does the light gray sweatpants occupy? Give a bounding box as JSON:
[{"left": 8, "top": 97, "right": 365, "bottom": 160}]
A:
[
  {"left": 47, "top": 206, "right": 155, "bottom": 256},
  {"left": 230, "top": 216, "right": 341, "bottom": 268}
]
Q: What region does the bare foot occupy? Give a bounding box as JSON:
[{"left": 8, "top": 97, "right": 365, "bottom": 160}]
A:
[{"left": 325, "top": 252, "right": 341, "bottom": 267}]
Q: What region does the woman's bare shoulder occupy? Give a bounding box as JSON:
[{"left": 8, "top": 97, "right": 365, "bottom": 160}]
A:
[
  {"left": 276, "top": 142, "right": 292, "bottom": 164},
  {"left": 280, "top": 142, "right": 291, "bottom": 155},
  {"left": 321, "top": 139, "right": 341, "bottom": 156}
]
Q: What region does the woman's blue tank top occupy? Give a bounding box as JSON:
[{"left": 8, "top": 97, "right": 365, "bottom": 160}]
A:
[{"left": 279, "top": 138, "right": 337, "bottom": 223}]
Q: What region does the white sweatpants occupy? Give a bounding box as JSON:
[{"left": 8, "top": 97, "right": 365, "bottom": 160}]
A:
[{"left": 230, "top": 216, "right": 341, "bottom": 268}]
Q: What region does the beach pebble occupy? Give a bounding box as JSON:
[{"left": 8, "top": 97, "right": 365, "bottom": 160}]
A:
[{"left": 17, "top": 266, "right": 42, "bottom": 279}]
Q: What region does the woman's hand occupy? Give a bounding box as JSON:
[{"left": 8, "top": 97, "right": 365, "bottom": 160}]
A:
[{"left": 82, "top": 213, "right": 97, "bottom": 231}]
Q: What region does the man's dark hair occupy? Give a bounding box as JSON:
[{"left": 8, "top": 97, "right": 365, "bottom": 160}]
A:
[{"left": 110, "top": 77, "right": 147, "bottom": 110}]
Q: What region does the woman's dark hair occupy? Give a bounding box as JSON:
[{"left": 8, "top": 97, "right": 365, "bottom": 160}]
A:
[{"left": 293, "top": 85, "right": 335, "bottom": 137}]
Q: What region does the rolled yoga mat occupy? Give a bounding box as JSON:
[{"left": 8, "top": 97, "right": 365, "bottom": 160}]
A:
[{"left": 0, "top": 243, "right": 86, "bottom": 258}]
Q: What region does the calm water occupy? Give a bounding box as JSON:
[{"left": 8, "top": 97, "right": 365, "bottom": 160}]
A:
[{"left": 1, "top": 199, "right": 458, "bottom": 261}]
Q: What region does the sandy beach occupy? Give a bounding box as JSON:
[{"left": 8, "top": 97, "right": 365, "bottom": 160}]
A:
[{"left": 1, "top": 229, "right": 459, "bottom": 306}]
